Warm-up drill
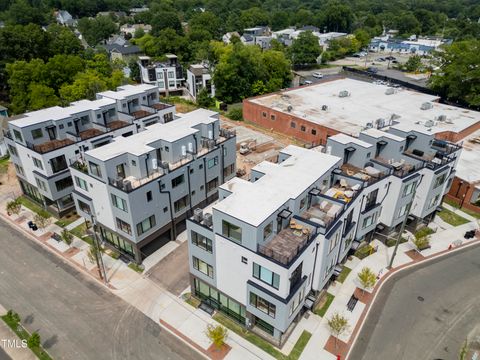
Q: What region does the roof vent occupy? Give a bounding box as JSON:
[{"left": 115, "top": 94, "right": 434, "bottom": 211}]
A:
[
  {"left": 375, "top": 118, "right": 385, "bottom": 128},
  {"left": 365, "top": 122, "right": 373, "bottom": 129},
  {"left": 287, "top": 105, "right": 293, "bottom": 112},
  {"left": 385, "top": 87, "right": 395, "bottom": 95},
  {"left": 424, "top": 119, "right": 435, "bottom": 128},
  {"left": 420, "top": 102, "right": 433, "bottom": 110},
  {"left": 436, "top": 114, "right": 447, "bottom": 122},
  {"left": 339, "top": 90, "right": 350, "bottom": 98},
  {"left": 321, "top": 105, "right": 328, "bottom": 111}
]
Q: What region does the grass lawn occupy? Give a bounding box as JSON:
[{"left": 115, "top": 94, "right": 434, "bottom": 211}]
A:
[
  {"left": 0, "top": 155, "right": 9, "bottom": 174},
  {"left": 336, "top": 266, "right": 352, "bottom": 284},
  {"left": 436, "top": 208, "right": 469, "bottom": 226},
  {"left": 184, "top": 293, "right": 201, "bottom": 308},
  {"left": 414, "top": 227, "right": 435, "bottom": 239},
  {"left": 314, "top": 292, "right": 335, "bottom": 317},
  {"left": 17, "top": 196, "right": 51, "bottom": 219},
  {"left": 213, "top": 313, "right": 311, "bottom": 360},
  {"left": 70, "top": 222, "right": 94, "bottom": 246},
  {"left": 1, "top": 314, "right": 52, "bottom": 360},
  {"left": 128, "top": 263, "right": 144, "bottom": 273},
  {"left": 443, "top": 199, "right": 480, "bottom": 219},
  {"left": 386, "top": 237, "right": 408, "bottom": 247},
  {"left": 54, "top": 213, "right": 80, "bottom": 228},
  {"left": 354, "top": 244, "right": 376, "bottom": 259},
  {"left": 164, "top": 96, "right": 198, "bottom": 113}
]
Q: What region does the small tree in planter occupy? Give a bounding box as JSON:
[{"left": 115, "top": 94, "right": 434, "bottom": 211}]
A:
[
  {"left": 358, "top": 267, "right": 376, "bottom": 294},
  {"left": 27, "top": 331, "right": 41, "bottom": 349},
  {"left": 61, "top": 229, "right": 74, "bottom": 246},
  {"left": 413, "top": 235, "right": 430, "bottom": 251},
  {"left": 327, "top": 312, "right": 349, "bottom": 349},
  {"left": 6, "top": 199, "right": 21, "bottom": 216},
  {"left": 205, "top": 324, "right": 228, "bottom": 350},
  {"left": 34, "top": 213, "right": 51, "bottom": 231}
]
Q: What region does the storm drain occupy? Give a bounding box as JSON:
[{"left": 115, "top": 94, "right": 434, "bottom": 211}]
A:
[{"left": 417, "top": 296, "right": 425, "bottom": 302}]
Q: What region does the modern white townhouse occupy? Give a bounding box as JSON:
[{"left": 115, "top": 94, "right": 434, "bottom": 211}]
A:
[
  {"left": 138, "top": 55, "right": 184, "bottom": 95},
  {"left": 4, "top": 84, "right": 175, "bottom": 216},
  {"left": 70, "top": 109, "right": 236, "bottom": 263},
  {"left": 186, "top": 125, "right": 460, "bottom": 345},
  {"left": 186, "top": 64, "right": 215, "bottom": 101}
]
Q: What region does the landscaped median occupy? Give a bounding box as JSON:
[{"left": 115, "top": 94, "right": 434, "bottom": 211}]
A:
[
  {"left": 213, "top": 312, "right": 311, "bottom": 360},
  {"left": 1, "top": 310, "right": 52, "bottom": 360}
]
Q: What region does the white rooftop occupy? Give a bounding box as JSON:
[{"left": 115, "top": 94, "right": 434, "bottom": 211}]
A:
[
  {"left": 329, "top": 133, "right": 372, "bottom": 148},
  {"left": 362, "top": 128, "right": 404, "bottom": 142},
  {"left": 97, "top": 84, "right": 157, "bottom": 100},
  {"left": 456, "top": 129, "right": 480, "bottom": 183},
  {"left": 213, "top": 146, "right": 341, "bottom": 226},
  {"left": 86, "top": 109, "right": 218, "bottom": 161},
  {"left": 249, "top": 78, "right": 480, "bottom": 138},
  {"left": 9, "top": 98, "right": 116, "bottom": 128}
]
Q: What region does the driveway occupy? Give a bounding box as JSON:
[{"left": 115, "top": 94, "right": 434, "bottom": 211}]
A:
[
  {"left": 349, "top": 243, "right": 480, "bottom": 360},
  {"left": 0, "top": 220, "right": 201, "bottom": 360},
  {"left": 145, "top": 241, "right": 190, "bottom": 296}
]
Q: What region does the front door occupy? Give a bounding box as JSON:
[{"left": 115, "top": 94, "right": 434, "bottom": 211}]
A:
[{"left": 46, "top": 126, "right": 56, "bottom": 140}]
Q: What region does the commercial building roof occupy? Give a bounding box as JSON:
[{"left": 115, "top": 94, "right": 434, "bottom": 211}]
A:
[
  {"left": 8, "top": 98, "right": 116, "bottom": 128},
  {"left": 86, "top": 109, "right": 218, "bottom": 161},
  {"left": 455, "top": 129, "right": 480, "bottom": 183},
  {"left": 328, "top": 133, "right": 372, "bottom": 148},
  {"left": 214, "top": 145, "right": 341, "bottom": 226},
  {"left": 361, "top": 128, "right": 404, "bottom": 142},
  {"left": 249, "top": 78, "right": 480, "bottom": 138}
]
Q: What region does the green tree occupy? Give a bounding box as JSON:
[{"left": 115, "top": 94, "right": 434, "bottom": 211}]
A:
[
  {"left": 27, "top": 332, "right": 41, "bottom": 349},
  {"left": 357, "top": 267, "right": 376, "bottom": 293},
  {"left": 28, "top": 84, "right": 60, "bottom": 111},
  {"left": 205, "top": 324, "right": 228, "bottom": 349},
  {"left": 61, "top": 229, "right": 74, "bottom": 246},
  {"left": 354, "top": 29, "right": 371, "bottom": 49},
  {"left": 289, "top": 31, "right": 322, "bottom": 67},
  {"left": 327, "top": 312, "right": 349, "bottom": 349},
  {"left": 6, "top": 200, "right": 21, "bottom": 216},
  {"left": 196, "top": 88, "right": 215, "bottom": 108},
  {"left": 150, "top": 12, "right": 183, "bottom": 36},
  {"left": 403, "top": 55, "right": 422, "bottom": 72},
  {"left": 189, "top": 11, "right": 222, "bottom": 38},
  {"left": 429, "top": 40, "right": 480, "bottom": 106},
  {"left": 321, "top": 2, "right": 354, "bottom": 32},
  {"left": 5, "top": 310, "right": 20, "bottom": 324},
  {"left": 129, "top": 59, "right": 140, "bottom": 82},
  {"left": 60, "top": 70, "right": 109, "bottom": 102},
  {"left": 78, "top": 16, "right": 118, "bottom": 46},
  {"left": 3, "top": 0, "right": 50, "bottom": 25},
  {"left": 34, "top": 213, "right": 51, "bottom": 231},
  {"left": 47, "top": 24, "right": 84, "bottom": 56}
]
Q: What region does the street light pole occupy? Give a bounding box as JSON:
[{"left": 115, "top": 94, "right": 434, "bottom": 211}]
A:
[{"left": 90, "top": 214, "right": 108, "bottom": 285}]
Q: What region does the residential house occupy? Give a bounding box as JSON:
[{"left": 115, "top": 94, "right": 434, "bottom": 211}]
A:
[
  {"left": 138, "top": 55, "right": 184, "bottom": 95},
  {"left": 186, "top": 64, "right": 215, "bottom": 101},
  {"left": 55, "top": 10, "right": 75, "bottom": 27}
]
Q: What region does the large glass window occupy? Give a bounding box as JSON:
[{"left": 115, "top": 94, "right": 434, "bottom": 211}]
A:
[
  {"left": 136, "top": 215, "right": 156, "bottom": 235},
  {"left": 398, "top": 202, "right": 412, "bottom": 218},
  {"left": 402, "top": 181, "right": 416, "bottom": 197},
  {"left": 263, "top": 222, "right": 273, "bottom": 240},
  {"left": 362, "top": 213, "right": 377, "bottom": 228},
  {"left": 8, "top": 145, "right": 18, "bottom": 157},
  {"left": 116, "top": 218, "right": 132, "bottom": 235},
  {"left": 78, "top": 200, "right": 91, "bottom": 214},
  {"left": 191, "top": 231, "right": 213, "bottom": 253},
  {"left": 434, "top": 173, "right": 447, "bottom": 188},
  {"left": 253, "top": 263, "right": 279, "bottom": 289},
  {"left": 13, "top": 129, "right": 23, "bottom": 142},
  {"left": 32, "top": 157, "right": 43, "bottom": 170},
  {"left": 207, "top": 177, "right": 218, "bottom": 192},
  {"left": 111, "top": 194, "right": 128, "bottom": 212},
  {"left": 75, "top": 176, "right": 88, "bottom": 191},
  {"left": 35, "top": 178, "right": 47, "bottom": 191},
  {"left": 429, "top": 194, "right": 440, "bottom": 208},
  {"left": 55, "top": 177, "right": 73, "bottom": 191},
  {"left": 174, "top": 195, "right": 188, "bottom": 213},
  {"left": 31, "top": 128, "right": 43, "bottom": 139},
  {"left": 222, "top": 220, "right": 242, "bottom": 243},
  {"left": 89, "top": 162, "right": 102, "bottom": 177},
  {"left": 51, "top": 155, "right": 67, "bottom": 173},
  {"left": 223, "top": 164, "right": 235, "bottom": 178},
  {"left": 208, "top": 156, "right": 218, "bottom": 168},
  {"left": 192, "top": 256, "right": 214, "bottom": 278},
  {"left": 171, "top": 174, "right": 185, "bottom": 188},
  {"left": 249, "top": 292, "right": 276, "bottom": 318}
]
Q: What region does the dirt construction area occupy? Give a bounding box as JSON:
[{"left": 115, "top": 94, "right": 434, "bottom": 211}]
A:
[{"left": 220, "top": 116, "right": 303, "bottom": 179}]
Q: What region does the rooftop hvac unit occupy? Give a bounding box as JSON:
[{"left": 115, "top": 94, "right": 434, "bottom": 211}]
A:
[
  {"left": 208, "top": 139, "right": 216, "bottom": 148},
  {"left": 122, "top": 180, "right": 132, "bottom": 191},
  {"left": 287, "top": 105, "right": 293, "bottom": 112},
  {"left": 193, "top": 208, "right": 204, "bottom": 222},
  {"left": 375, "top": 118, "right": 385, "bottom": 128},
  {"left": 151, "top": 158, "right": 158, "bottom": 170},
  {"left": 365, "top": 122, "right": 373, "bottom": 129},
  {"left": 159, "top": 161, "right": 169, "bottom": 169},
  {"left": 385, "top": 87, "right": 395, "bottom": 95},
  {"left": 424, "top": 119, "right": 435, "bottom": 128},
  {"left": 321, "top": 105, "right": 328, "bottom": 111},
  {"left": 181, "top": 145, "right": 187, "bottom": 156},
  {"left": 445, "top": 118, "right": 453, "bottom": 124},
  {"left": 339, "top": 90, "right": 350, "bottom": 98},
  {"left": 203, "top": 213, "right": 213, "bottom": 227},
  {"left": 436, "top": 114, "right": 447, "bottom": 122},
  {"left": 420, "top": 102, "right": 433, "bottom": 110},
  {"left": 390, "top": 113, "right": 401, "bottom": 121}
]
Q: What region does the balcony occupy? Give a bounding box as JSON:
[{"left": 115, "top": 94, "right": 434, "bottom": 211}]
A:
[
  {"left": 151, "top": 102, "right": 174, "bottom": 111},
  {"left": 258, "top": 219, "right": 315, "bottom": 266},
  {"left": 302, "top": 198, "right": 344, "bottom": 228},
  {"left": 69, "top": 158, "right": 89, "bottom": 174},
  {"left": 131, "top": 105, "right": 156, "bottom": 119},
  {"left": 108, "top": 168, "right": 165, "bottom": 192},
  {"left": 169, "top": 153, "right": 194, "bottom": 171},
  {"left": 79, "top": 128, "right": 104, "bottom": 141},
  {"left": 341, "top": 162, "right": 389, "bottom": 185},
  {"left": 106, "top": 119, "right": 132, "bottom": 130},
  {"left": 27, "top": 139, "right": 75, "bottom": 154}
]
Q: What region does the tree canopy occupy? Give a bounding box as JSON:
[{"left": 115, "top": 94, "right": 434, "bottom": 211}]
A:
[{"left": 289, "top": 31, "right": 322, "bottom": 67}]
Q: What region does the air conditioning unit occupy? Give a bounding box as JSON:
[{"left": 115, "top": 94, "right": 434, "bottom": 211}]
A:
[
  {"left": 424, "top": 119, "right": 435, "bottom": 128},
  {"left": 287, "top": 105, "right": 293, "bottom": 112},
  {"left": 339, "top": 90, "right": 350, "bottom": 98},
  {"left": 203, "top": 213, "right": 213, "bottom": 227},
  {"left": 365, "top": 122, "right": 373, "bottom": 129},
  {"left": 208, "top": 139, "right": 216, "bottom": 148},
  {"left": 420, "top": 102, "right": 433, "bottom": 110},
  {"left": 159, "top": 161, "right": 169, "bottom": 169},
  {"left": 193, "top": 208, "right": 203, "bottom": 222},
  {"left": 385, "top": 87, "right": 395, "bottom": 95},
  {"left": 375, "top": 118, "right": 385, "bottom": 128},
  {"left": 436, "top": 114, "right": 447, "bottom": 122},
  {"left": 122, "top": 180, "right": 132, "bottom": 191},
  {"left": 321, "top": 105, "right": 328, "bottom": 111}
]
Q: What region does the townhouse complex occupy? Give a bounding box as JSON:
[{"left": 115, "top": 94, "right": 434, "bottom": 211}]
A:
[
  {"left": 70, "top": 109, "right": 236, "bottom": 262},
  {"left": 187, "top": 123, "right": 460, "bottom": 345},
  {"left": 4, "top": 84, "right": 173, "bottom": 217}
]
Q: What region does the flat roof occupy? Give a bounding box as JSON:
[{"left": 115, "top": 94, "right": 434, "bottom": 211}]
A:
[
  {"left": 329, "top": 133, "right": 372, "bottom": 148},
  {"left": 9, "top": 98, "right": 116, "bottom": 128},
  {"left": 213, "top": 146, "right": 341, "bottom": 227},
  {"left": 456, "top": 129, "right": 480, "bottom": 183},
  {"left": 86, "top": 109, "right": 218, "bottom": 161},
  {"left": 362, "top": 128, "right": 404, "bottom": 142},
  {"left": 97, "top": 84, "right": 157, "bottom": 100},
  {"left": 249, "top": 78, "right": 480, "bottom": 137}
]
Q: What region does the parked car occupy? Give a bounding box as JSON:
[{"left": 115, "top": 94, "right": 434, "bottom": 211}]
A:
[
  {"left": 375, "top": 57, "right": 386, "bottom": 62},
  {"left": 367, "top": 67, "right": 379, "bottom": 74},
  {"left": 385, "top": 56, "right": 396, "bottom": 60},
  {"left": 312, "top": 72, "right": 323, "bottom": 79},
  {"left": 303, "top": 80, "right": 313, "bottom": 85}
]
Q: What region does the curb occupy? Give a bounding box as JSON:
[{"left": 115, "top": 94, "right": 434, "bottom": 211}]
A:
[{"left": 345, "top": 238, "right": 480, "bottom": 360}]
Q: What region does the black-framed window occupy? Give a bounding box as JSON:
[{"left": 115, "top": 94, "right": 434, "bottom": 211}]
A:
[
  {"left": 207, "top": 177, "right": 218, "bottom": 192},
  {"left": 208, "top": 156, "right": 218, "bottom": 168},
  {"left": 89, "top": 162, "right": 102, "bottom": 177},
  {"left": 193, "top": 256, "right": 214, "bottom": 278},
  {"left": 249, "top": 292, "right": 276, "bottom": 318},
  {"left": 434, "top": 173, "right": 447, "bottom": 188},
  {"left": 174, "top": 195, "right": 188, "bottom": 213},
  {"left": 50, "top": 155, "right": 67, "bottom": 173},
  {"left": 171, "top": 174, "right": 185, "bottom": 188},
  {"left": 32, "top": 157, "right": 43, "bottom": 170},
  {"left": 8, "top": 145, "right": 18, "bottom": 156},
  {"left": 13, "top": 129, "right": 23, "bottom": 142},
  {"left": 191, "top": 231, "right": 213, "bottom": 253},
  {"left": 31, "top": 128, "right": 43, "bottom": 139},
  {"left": 146, "top": 191, "right": 152, "bottom": 202},
  {"left": 223, "top": 164, "right": 235, "bottom": 178},
  {"left": 111, "top": 194, "right": 128, "bottom": 212},
  {"left": 365, "top": 189, "right": 378, "bottom": 211},
  {"left": 253, "top": 263, "right": 280, "bottom": 289},
  {"left": 55, "top": 177, "right": 73, "bottom": 191},
  {"left": 75, "top": 176, "right": 88, "bottom": 191},
  {"left": 222, "top": 220, "right": 242, "bottom": 243},
  {"left": 116, "top": 218, "right": 132, "bottom": 235},
  {"left": 78, "top": 200, "right": 91, "bottom": 214},
  {"left": 290, "top": 121, "right": 296, "bottom": 128},
  {"left": 136, "top": 215, "right": 156, "bottom": 235}
]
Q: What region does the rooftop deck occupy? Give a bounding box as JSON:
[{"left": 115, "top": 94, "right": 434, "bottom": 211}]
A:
[
  {"left": 151, "top": 103, "right": 174, "bottom": 111},
  {"left": 32, "top": 138, "right": 75, "bottom": 153},
  {"left": 302, "top": 199, "right": 344, "bottom": 228},
  {"left": 132, "top": 109, "right": 155, "bottom": 119},
  {"left": 107, "top": 119, "right": 131, "bottom": 130},
  {"left": 341, "top": 162, "right": 388, "bottom": 184},
  {"left": 79, "top": 128, "right": 104, "bottom": 140}
]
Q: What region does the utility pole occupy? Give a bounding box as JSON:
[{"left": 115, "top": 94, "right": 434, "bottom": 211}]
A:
[
  {"left": 388, "top": 175, "right": 423, "bottom": 269},
  {"left": 90, "top": 215, "right": 108, "bottom": 285}
]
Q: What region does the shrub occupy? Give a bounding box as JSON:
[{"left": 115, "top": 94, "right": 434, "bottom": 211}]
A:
[
  {"left": 227, "top": 107, "right": 243, "bottom": 121},
  {"left": 61, "top": 229, "right": 73, "bottom": 245},
  {"left": 205, "top": 324, "right": 228, "bottom": 349},
  {"left": 415, "top": 227, "right": 434, "bottom": 240},
  {"left": 6, "top": 199, "right": 21, "bottom": 215},
  {"left": 27, "top": 332, "right": 41, "bottom": 349},
  {"left": 357, "top": 267, "right": 376, "bottom": 292},
  {"left": 5, "top": 310, "right": 20, "bottom": 324},
  {"left": 354, "top": 244, "right": 375, "bottom": 259},
  {"left": 413, "top": 235, "right": 430, "bottom": 250},
  {"left": 34, "top": 213, "right": 51, "bottom": 230}
]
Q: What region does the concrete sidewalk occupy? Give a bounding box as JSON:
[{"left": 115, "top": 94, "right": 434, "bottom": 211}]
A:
[{"left": 0, "top": 304, "right": 36, "bottom": 360}]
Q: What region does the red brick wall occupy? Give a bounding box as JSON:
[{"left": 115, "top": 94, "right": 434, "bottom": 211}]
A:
[
  {"left": 243, "top": 99, "right": 340, "bottom": 146},
  {"left": 435, "top": 120, "right": 480, "bottom": 142},
  {"left": 446, "top": 176, "right": 480, "bottom": 214}
]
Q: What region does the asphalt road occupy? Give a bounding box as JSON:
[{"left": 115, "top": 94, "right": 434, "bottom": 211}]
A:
[
  {"left": 349, "top": 243, "right": 480, "bottom": 360},
  {"left": 0, "top": 220, "right": 201, "bottom": 360}
]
